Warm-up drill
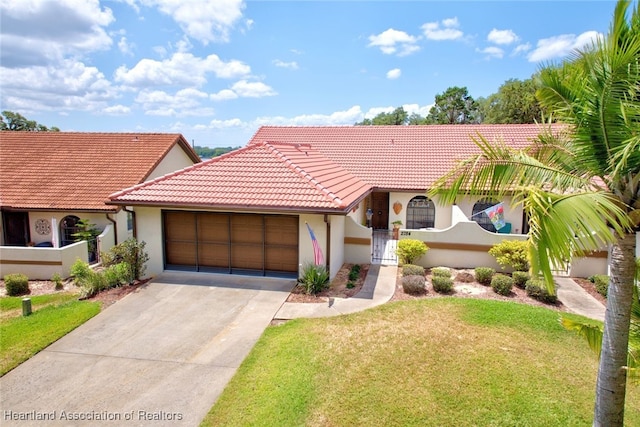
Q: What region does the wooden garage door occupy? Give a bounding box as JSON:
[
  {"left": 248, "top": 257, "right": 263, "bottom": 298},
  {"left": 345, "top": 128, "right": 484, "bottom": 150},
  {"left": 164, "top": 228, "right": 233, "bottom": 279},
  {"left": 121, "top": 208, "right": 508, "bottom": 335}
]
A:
[{"left": 163, "top": 211, "right": 298, "bottom": 276}]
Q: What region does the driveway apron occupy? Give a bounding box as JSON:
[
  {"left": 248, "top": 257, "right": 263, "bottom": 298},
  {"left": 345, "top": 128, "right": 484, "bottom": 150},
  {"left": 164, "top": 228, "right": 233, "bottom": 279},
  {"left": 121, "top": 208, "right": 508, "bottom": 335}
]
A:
[{"left": 0, "top": 272, "right": 295, "bottom": 427}]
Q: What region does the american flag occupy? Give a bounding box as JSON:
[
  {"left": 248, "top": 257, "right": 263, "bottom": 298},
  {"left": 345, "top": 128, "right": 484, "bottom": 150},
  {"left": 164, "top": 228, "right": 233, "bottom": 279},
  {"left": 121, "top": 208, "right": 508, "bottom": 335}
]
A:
[{"left": 306, "top": 222, "right": 325, "bottom": 266}]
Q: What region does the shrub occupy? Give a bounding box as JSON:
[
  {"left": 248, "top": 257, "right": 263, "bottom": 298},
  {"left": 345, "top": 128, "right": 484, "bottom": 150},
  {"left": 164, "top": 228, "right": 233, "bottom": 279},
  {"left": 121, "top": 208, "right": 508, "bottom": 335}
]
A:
[
  {"left": 71, "top": 259, "right": 107, "bottom": 298},
  {"left": 402, "top": 264, "right": 425, "bottom": 277},
  {"left": 431, "top": 267, "right": 451, "bottom": 278},
  {"left": 525, "top": 279, "right": 557, "bottom": 304},
  {"left": 488, "top": 240, "right": 530, "bottom": 271},
  {"left": 431, "top": 276, "right": 453, "bottom": 293},
  {"left": 348, "top": 264, "right": 361, "bottom": 282},
  {"left": 4, "top": 273, "right": 29, "bottom": 296},
  {"left": 491, "top": 274, "right": 514, "bottom": 296},
  {"left": 455, "top": 272, "right": 475, "bottom": 283},
  {"left": 589, "top": 274, "right": 609, "bottom": 298},
  {"left": 298, "top": 264, "right": 330, "bottom": 295},
  {"left": 346, "top": 281, "right": 355, "bottom": 289},
  {"left": 70, "top": 259, "right": 93, "bottom": 285},
  {"left": 474, "top": 267, "right": 495, "bottom": 285},
  {"left": 402, "top": 275, "right": 426, "bottom": 295},
  {"left": 101, "top": 238, "right": 149, "bottom": 280},
  {"left": 51, "top": 273, "right": 64, "bottom": 291},
  {"left": 396, "top": 239, "right": 428, "bottom": 264},
  {"left": 103, "top": 262, "right": 134, "bottom": 287},
  {"left": 512, "top": 271, "right": 530, "bottom": 289}
]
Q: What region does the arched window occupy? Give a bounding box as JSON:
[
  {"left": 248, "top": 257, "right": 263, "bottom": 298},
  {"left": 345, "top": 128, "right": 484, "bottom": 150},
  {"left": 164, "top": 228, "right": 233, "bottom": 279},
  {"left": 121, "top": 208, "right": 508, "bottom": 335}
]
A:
[
  {"left": 406, "top": 196, "right": 435, "bottom": 229},
  {"left": 60, "top": 215, "right": 80, "bottom": 247},
  {"left": 472, "top": 198, "right": 498, "bottom": 232}
]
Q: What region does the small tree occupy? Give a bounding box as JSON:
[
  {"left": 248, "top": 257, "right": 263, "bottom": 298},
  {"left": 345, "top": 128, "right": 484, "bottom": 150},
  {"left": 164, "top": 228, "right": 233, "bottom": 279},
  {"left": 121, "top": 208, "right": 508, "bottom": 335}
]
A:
[
  {"left": 396, "top": 239, "right": 428, "bottom": 264},
  {"left": 101, "top": 238, "right": 149, "bottom": 280}
]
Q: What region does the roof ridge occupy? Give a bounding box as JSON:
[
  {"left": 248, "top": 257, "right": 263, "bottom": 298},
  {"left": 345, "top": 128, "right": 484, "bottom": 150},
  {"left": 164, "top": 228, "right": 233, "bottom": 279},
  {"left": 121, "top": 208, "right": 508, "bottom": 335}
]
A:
[{"left": 261, "top": 141, "right": 347, "bottom": 208}]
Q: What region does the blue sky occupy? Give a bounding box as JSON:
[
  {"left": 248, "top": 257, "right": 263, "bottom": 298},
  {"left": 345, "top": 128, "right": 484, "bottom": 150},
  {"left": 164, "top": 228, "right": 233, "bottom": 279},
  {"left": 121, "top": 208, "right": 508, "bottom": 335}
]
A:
[{"left": 0, "top": 0, "right": 622, "bottom": 148}]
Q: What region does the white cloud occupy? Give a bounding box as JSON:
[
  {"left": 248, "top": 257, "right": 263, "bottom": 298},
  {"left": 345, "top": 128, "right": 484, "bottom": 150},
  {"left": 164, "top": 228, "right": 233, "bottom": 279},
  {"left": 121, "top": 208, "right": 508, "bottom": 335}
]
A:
[
  {"left": 273, "top": 59, "right": 299, "bottom": 70},
  {"left": 210, "top": 89, "right": 238, "bottom": 101},
  {"left": 487, "top": 29, "right": 519, "bottom": 45},
  {"left": 139, "top": 0, "right": 245, "bottom": 44},
  {"left": 230, "top": 80, "right": 277, "bottom": 98},
  {"left": 0, "top": 0, "right": 114, "bottom": 67},
  {"left": 136, "top": 87, "right": 208, "bottom": 112},
  {"left": 512, "top": 43, "right": 532, "bottom": 56},
  {"left": 114, "top": 52, "right": 251, "bottom": 87},
  {"left": 402, "top": 103, "right": 433, "bottom": 117},
  {"left": 103, "top": 105, "right": 131, "bottom": 115},
  {"left": 255, "top": 105, "right": 364, "bottom": 126},
  {"left": 0, "top": 59, "right": 117, "bottom": 112},
  {"left": 118, "top": 36, "right": 135, "bottom": 56},
  {"left": 477, "top": 46, "right": 504, "bottom": 59},
  {"left": 209, "top": 118, "right": 244, "bottom": 129},
  {"left": 421, "top": 17, "right": 463, "bottom": 41},
  {"left": 528, "top": 31, "right": 601, "bottom": 62},
  {"left": 368, "top": 28, "right": 420, "bottom": 56},
  {"left": 386, "top": 68, "right": 401, "bottom": 80}
]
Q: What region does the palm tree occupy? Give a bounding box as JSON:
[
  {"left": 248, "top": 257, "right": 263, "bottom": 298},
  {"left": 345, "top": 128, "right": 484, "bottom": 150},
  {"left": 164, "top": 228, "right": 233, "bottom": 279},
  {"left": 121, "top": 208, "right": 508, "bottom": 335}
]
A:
[{"left": 429, "top": 2, "right": 640, "bottom": 425}]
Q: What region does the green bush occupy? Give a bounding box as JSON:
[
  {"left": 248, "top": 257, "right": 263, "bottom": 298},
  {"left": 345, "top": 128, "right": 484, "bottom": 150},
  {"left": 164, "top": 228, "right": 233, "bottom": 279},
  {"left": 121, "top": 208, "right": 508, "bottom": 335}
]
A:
[
  {"left": 71, "top": 259, "right": 107, "bottom": 299},
  {"left": 589, "top": 274, "right": 609, "bottom": 298},
  {"left": 402, "top": 264, "right": 425, "bottom": 277},
  {"left": 402, "top": 275, "right": 426, "bottom": 295},
  {"left": 488, "top": 240, "right": 530, "bottom": 271},
  {"left": 103, "top": 262, "right": 134, "bottom": 287},
  {"left": 431, "top": 267, "right": 451, "bottom": 278},
  {"left": 348, "top": 264, "right": 361, "bottom": 282},
  {"left": 491, "top": 274, "right": 514, "bottom": 296},
  {"left": 298, "top": 264, "right": 330, "bottom": 295},
  {"left": 101, "top": 238, "right": 149, "bottom": 280},
  {"left": 512, "top": 271, "right": 530, "bottom": 289},
  {"left": 396, "top": 239, "right": 428, "bottom": 264},
  {"left": 51, "top": 273, "right": 64, "bottom": 291},
  {"left": 474, "top": 267, "right": 496, "bottom": 285},
  {"left": 4, "top": 273, "right": 30, "bottom": 296},
  {"left": 431, "top": 276, "right": 453, "bottom": 294},
  {"left": 525, "top": 279, "right": 557, "bottom": 304}
]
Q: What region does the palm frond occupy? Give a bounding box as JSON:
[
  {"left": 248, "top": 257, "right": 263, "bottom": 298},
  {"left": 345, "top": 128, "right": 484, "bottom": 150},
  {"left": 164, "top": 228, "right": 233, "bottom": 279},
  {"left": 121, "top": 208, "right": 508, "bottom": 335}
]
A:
[{"left": 560, "top": 316, "right": 603, "bottom": 358}]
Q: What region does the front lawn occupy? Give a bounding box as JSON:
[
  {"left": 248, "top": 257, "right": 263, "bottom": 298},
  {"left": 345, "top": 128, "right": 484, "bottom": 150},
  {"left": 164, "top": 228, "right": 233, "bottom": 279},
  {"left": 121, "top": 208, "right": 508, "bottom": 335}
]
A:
[
  {"left": 0, "top": 293, "right": 101, "bottom": 376},
  {"left": 202, "top": 298, "right": 640, "bottom": 426}
]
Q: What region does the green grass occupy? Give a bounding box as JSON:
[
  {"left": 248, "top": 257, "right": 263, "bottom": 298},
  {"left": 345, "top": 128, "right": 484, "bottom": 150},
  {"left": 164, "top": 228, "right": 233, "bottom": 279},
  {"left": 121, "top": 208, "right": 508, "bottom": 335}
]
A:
[
  {"left": 0, "top": 295, "right": 100, "bottom": 376},
  {"left": 202, "top": 298, "right": 640, "bottom": 427}
]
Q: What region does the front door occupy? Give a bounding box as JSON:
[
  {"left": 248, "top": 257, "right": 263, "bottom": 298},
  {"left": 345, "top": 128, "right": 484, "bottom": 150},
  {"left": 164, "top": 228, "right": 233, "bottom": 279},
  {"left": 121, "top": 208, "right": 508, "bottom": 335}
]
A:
[
  {"left": 2, "top": 211, "right": 30, "bottom": 246},
  {"left": 370, "top": 192, "right": 389, "bottom": 229}
]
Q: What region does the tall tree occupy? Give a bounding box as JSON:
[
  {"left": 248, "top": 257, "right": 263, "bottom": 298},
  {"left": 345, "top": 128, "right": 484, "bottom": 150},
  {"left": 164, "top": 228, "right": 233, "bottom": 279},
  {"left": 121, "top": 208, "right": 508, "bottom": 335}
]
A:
[
  {"left": 482, "top": 77, "right": 544, "bottom": 124},
  {"left": 426, "top": 86, "right": 478, "bottom": 124},
  {"left": 429, "top": 1, "right": 640, "bottom": 425},
  {"left": 355, "top": 107, "right": 408, "bottom": 125},
  {"left": 0, "top": 111, "right": 59, "bottom": 131}
]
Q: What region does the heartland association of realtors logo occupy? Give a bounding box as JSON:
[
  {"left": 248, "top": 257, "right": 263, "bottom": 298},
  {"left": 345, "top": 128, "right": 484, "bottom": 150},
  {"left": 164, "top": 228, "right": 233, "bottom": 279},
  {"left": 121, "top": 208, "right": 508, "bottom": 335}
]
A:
[{"left": 3, "top": 410, "right": 184, "bottom": 422}]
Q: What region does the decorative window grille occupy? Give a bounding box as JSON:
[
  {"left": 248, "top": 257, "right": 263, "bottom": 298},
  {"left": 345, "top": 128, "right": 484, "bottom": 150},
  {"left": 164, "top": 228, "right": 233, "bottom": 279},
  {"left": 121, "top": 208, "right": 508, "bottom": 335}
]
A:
[
  {"left": 406, "top": 196, "right": 435, "bottom": 229},
  {"left": 472, "top": 198, "right": 498, "bottom": 232},
  {"left": 60, "top": 215, "right": 80, "bottom": 247}
]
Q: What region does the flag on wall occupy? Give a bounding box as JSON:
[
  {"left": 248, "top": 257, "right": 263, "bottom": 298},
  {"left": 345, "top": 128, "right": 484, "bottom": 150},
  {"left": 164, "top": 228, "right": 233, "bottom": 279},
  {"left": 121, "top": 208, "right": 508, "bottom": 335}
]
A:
[
  {"left": 483, "top": 202, "right": 506, "bottom": 230},
  {"left": 306, "top": 222, "right": 325, "bottom": 266}
]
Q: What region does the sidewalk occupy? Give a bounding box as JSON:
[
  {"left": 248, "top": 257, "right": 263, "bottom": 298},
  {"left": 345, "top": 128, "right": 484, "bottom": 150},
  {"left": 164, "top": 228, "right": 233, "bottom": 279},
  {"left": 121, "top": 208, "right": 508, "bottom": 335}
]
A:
[
  {"left": 555, "top": 277, "right": 606, "bottom": 321},
  {"left": 274, "top": 264, "right": 397, "bottom": 319}
]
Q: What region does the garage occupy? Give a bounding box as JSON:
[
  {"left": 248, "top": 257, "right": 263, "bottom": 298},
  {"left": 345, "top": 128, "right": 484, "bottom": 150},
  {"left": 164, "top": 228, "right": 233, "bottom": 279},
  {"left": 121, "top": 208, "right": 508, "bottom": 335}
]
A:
[{"left": 162, "top": 211, "right": 299, "bottom": 277}]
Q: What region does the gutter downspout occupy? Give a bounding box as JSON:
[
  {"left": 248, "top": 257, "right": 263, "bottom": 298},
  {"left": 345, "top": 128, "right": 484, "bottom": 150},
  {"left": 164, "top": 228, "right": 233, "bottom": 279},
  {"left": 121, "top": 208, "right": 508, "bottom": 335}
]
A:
[
  {"left": 123, "top": 207, "right": 137, "bottom": 239},
  {"left": 324, "top": 214, "right": 330, "bottom": 272},
  {"left": 106, "top": 213, "right": 117, "bottom": 245}
]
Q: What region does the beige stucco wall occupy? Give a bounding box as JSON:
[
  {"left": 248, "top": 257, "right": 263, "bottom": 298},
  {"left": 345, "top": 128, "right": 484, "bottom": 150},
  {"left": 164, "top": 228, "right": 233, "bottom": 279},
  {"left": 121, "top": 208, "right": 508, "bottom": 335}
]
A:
[
  {"left": 0, "top": 241, "right": 88, "bottom": 280},
  {"left": 146, "top": 144, "right": 198, "bottom": 180},
  {"left": 344, "top": 216, "right": 372, "bottom": 265},
  {"left": 134, "top": 207, "right": 164, "bottom": 278}
]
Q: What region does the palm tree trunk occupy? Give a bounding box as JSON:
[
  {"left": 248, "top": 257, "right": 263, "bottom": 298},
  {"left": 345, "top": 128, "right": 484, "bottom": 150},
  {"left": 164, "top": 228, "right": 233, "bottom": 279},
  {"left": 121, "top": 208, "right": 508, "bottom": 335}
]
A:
[{"left": 594, "top": 232, "right": 637, "bottom": 426}]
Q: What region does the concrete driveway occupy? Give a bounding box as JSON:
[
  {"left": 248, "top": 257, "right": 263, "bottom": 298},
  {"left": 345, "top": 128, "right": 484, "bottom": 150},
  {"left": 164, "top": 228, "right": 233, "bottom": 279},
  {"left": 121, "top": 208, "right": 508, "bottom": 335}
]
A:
[{"left": 0, "top": 272, "right": 295, "bottom": 426}]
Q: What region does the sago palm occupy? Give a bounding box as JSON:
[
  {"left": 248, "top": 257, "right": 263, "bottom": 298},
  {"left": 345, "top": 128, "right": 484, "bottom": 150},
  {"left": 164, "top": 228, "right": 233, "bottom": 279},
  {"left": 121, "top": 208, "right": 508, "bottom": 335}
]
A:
[{"left": 429, "top": 1, "right": 640, "bottom": 425}]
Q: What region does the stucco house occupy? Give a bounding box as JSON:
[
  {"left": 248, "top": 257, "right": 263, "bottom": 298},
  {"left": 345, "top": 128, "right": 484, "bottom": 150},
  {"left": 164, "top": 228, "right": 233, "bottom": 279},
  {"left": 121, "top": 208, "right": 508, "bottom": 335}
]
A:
[
  {"left": 0, "top": 132, "right": 200, "bottom": 278},
  {"left": 108, "top": 124, "right": 608, "bottom": 280}
]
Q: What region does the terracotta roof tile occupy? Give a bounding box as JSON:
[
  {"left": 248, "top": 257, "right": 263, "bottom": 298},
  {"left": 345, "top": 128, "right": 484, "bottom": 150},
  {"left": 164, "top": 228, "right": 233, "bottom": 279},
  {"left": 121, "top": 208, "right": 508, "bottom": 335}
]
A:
[
  {"left": 109, "top": 141, "right": 371, "bottom": 213},
  {"left": 0, "top": 132, "right": 200, "bottom": 211},
  {"left": 250, "top": 124, "right": 562, "bottom": 190}
]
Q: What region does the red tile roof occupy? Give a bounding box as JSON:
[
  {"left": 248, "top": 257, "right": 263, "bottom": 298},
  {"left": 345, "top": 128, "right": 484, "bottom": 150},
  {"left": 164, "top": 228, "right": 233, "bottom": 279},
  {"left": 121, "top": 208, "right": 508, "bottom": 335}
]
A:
[
  {"left": 0, "top": 132, "right": 200, "bottom": 212},
  {"left": 109, "top": 141, "right": 371, "bottom": 213},
  {"left": 250, "top": 124, "right": 562, "bottom": 190}
]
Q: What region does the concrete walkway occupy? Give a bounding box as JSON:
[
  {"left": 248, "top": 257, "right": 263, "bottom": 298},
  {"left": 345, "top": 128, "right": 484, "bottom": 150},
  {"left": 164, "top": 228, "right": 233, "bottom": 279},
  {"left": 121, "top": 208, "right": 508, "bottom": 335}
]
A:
[
  {"left": 275, "top": 264, "right": 397, "bottom": 319},
  {"left": 555, "top": 277, "right": 606, "bottom": 321}
]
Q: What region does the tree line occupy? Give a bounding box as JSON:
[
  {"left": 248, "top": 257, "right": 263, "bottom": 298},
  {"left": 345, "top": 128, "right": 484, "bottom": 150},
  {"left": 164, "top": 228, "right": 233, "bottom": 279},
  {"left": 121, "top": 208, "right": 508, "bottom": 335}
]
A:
[
  {"left": 0, "top": 111, "right": 60, "bottom": 132},
  {"left": 355, "top": 76, "right": 542, "bottom": 125}
]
